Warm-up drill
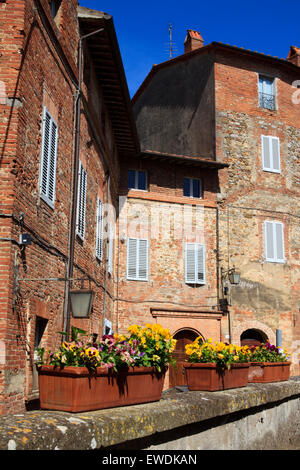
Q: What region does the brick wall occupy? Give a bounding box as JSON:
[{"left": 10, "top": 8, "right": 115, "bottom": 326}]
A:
[
  {"left": 214, "top": 52, "right": 300, "bottom": 373},
  {"left": 0, "top": 0, "right": 119, "bottom": 414}
]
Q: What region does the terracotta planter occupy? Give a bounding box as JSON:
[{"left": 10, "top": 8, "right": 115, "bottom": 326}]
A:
[
  {"left": 248, "top": 361, "right": 291, "bottom": 383},
  {"left": 38, "top": 365, "right": 166, "bottom": 412},
  {"left": 184, "top": 362, "right": 249, "bottom": 391}
]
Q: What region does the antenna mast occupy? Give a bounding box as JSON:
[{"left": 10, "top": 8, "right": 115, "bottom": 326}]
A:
[{"left": 169, "top": 23, "right": 173, "bottom": 59}]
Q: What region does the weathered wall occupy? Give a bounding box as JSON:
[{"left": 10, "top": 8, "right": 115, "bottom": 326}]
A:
[
  {"left": 133, "top": 54, "right": 215, "bottom": 159},
  {"left": 0, "top": 378, "right": 299, "bottom": 450},
  {"left": 117, "top": 156, "right": 225, "bottom": 388},
  {"left": 214, "top": 52, "right": 300, "bottom": 374}
]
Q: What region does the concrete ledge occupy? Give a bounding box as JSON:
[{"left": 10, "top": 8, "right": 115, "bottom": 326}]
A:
[{"left": 1, "top": 377, "right": 300, "bottom": 450}]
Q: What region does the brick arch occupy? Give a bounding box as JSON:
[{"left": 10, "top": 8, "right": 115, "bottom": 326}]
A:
[
  {"left": 232, "top": 321, "right": 275, "bottom": 346},
  {"left": 172, "top": 327, "right": 203, "bottom": 340}
]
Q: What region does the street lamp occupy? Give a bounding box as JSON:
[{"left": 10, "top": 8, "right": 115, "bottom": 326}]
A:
[{"left": 69, "top": 288, "right": 94, "bottom": 318}]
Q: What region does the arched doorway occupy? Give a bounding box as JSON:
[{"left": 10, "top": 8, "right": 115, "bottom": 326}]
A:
[
  {"left": 240, "top": 328, "right": 268, "bottom": 347},
  {"left": 169, "top": 329, "right": 202, "bottom": 387}
]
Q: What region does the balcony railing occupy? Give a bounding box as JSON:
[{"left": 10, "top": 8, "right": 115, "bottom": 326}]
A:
[{"left": 259, "top": 92, "right": 276, "bottom": 110}]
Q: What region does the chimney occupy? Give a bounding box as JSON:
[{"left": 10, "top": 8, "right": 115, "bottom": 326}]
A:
[
  {"left": 184, "top": 29, "right": 204, "bottom": 53},
  {"left": 287, "top": 46, "right": 300, "bottom": 66}
]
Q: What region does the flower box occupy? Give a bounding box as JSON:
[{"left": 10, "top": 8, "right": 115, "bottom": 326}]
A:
[
  {"left": 184, "top": 362, "right": 250, "bottom": 391},
  {"left": 248, "top": 361, "right": 291, "bottom": 383},
  {"left": 38, "top": 365, "right": 166, "bottom": 412}
]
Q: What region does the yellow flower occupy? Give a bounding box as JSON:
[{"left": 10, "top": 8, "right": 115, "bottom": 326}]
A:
[
  {"left": 217, "top": 353, "right": 224, "bottom": 359},
  {"left": 233, "top": 355, "right": 239, "bottom": 361},
  {"left": 152, "top": 355, "right": 160, "bottom": 361}
]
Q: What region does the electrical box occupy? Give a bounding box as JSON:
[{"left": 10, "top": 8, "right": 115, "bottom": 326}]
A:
[{"left": 19, "top": 233, "right": 32, "bottom": 246}]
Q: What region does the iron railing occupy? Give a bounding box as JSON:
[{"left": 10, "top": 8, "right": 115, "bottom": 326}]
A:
[{"left": 259, "top": 92, "right": 276, "bottom": 110}]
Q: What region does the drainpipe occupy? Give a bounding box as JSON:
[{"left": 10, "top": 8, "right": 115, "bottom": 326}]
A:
[
  {"left": 63, "top": 27, "right": 104, "bottom": 339},
  {"left": 102, "top": 173, "right": 110, "bottom": 335}
]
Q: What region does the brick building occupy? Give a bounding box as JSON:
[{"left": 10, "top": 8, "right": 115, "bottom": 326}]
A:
[
  {"left": 1, "top": 2, "right": 299, "bottom": 416},
  {"left": 132, "top": 30, "right": 300, "bottom": 376},
  {"left": 0, "top": 1, "right": 139, "bottom": 415}
]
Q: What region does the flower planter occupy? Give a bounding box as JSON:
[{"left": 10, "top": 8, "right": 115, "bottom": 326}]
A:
[
  {"left": 248, "top": 361, "right": 291, "bottom": 383},
  {"left": 38, "top": 365, "right": 166, "bottom": 412},
  {"left": 184, "top": 362, "right": 249, "bottom": 391}
]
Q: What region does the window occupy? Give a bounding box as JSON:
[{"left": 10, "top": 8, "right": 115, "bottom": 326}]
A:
[
  {"left": 259, "top": 75, "right": 276, "bottom": 110},
  {"left": 104, "top": 318, "right": 112, "bottom": 335},
  {"left": 76, "top": 161, "right": 87, "bottom": 240},
  {"left": 183, "top": 178, "right": 202, "bottom": 198},
  {"left": 128, "top": 170, "right": 147, "bottom": 191},
  {"left": 185, "top": 243, "right": 205, "bottom": 284},
  {"left": 264, "top": 221, "right": 285, "bottom": 263},
  {"left": 96, "top": 197, "right": 104, "bottom": 260},
  {"left": 261, "top": 135, "right": 280, "bottom": 173},
  {"left": 127, "top": 238, "right": 148, "bottom": 281},
  {"left": 39, "top": 107, "right": 58, "bottom": 207}
]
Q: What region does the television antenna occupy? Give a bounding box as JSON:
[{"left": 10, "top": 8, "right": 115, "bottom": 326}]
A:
[{"left": 165, "top": 23, "right": 177, "bottom": 59}]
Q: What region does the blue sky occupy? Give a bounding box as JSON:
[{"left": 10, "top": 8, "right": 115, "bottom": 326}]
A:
[{"left": 78, "top": 0, "right": 300, "bottom": 97}]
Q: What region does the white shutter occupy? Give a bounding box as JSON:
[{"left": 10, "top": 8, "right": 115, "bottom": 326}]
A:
[
  {"left": 275, "top": 222, "right": 284, "bottom": 262},
  {"left": 96, "top": 197, "right": 103, "bottom": 260},
  {"left": 127, "top": 238, "right": 148, "bottom": 281},
  {"left": 264, "top": 221, "right": 285, "bottom": 263},
  {"left": 262, "top": 135, "right": 271, "bottom": 170},
  {"left": 40, "top": 107, "right": 58, "bottom": 206},
  {"left": 262, "top": 135, "right": 280, "bottom": 173},
  {"left": 185, "top": 243, "right": 205, "bottom": 284},
  {"left": 127, "top": 238, "right": 137, "bottom": 279},
  {"left": 76, "top": 161, "right": 87, "bottom": 240},
  {"left": 107, "top": 224, "right": 114, "bottom": 275},
  {"left": 197, "top": 244, "right": 205, "bottom": 284},
  {"left": 185, "top": 243, "right": 196, "bottom": 283},
  {"left": 138, "top": 239, "right": 148, "bottom": 280},
  {"left": 265, "top": 221, "right": 274, "bottom": 261},
  {"left": 271, "top": 137, "right": 280, "bottom": 172}
]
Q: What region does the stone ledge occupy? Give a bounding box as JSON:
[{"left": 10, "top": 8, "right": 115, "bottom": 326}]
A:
[{"left": 1, "top": 377, "right": 300, "bottom": 450}]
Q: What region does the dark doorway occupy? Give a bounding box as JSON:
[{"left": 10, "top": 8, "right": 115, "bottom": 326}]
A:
[
  {"left": 169, "top": 329, "right": 201, "bottom": 387},
  {"left": 240, "top": 328, "right": 268, "bottom": 347}
]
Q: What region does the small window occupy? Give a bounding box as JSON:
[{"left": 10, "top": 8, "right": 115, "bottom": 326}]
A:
[
  {"left": 96, "top": 197, "right": 104, "bottom": 260},
  {"left": 128, "top": 170, "right": 147, "bottom": 191},
  {"left": 76, "top": 161, "right": 87, "bottom": 240},
  {"left": 39, "top": 107, "right": 58, "bottom": 208},
  {"left": 104, "top": 319, "right": 113, "bottom": 335},
  {"left": 127, "top": 238, "right": 149, "bottom": 281},
  {"left": 183, "top": 178, "right": 202, "bottom": 198},
  {"left": 259, "top": 75, "right": 276, "bottom": 110},
  {"left": 261, "top": 135, "right": 280, "bottom": 173},
  {"left": 264, "top": 221, "right": 285, "bottom": 263},
  {"left": 185, "top": 243, "right": 205, "bottom": 284}
]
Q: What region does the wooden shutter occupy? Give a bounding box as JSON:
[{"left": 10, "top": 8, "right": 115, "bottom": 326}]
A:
[
  {"left": 271, "top": 137, "right": 280, "bottom": 172},
  {"left": 138, "top": 239, "right": 148, "bottom": 280},
  {"left": 127, "top": 238, "right": 148, "bottom": 281},
  {"left": 76, "top": 161, "right": 87, "bottom": 240},
  {"left": 262, "top": 136, "right": 280, "bottom": 172},
  {"left": 275, "top": 222, "right": 284, "bottom": 262},
  {"left": 40, "top": 107, "right": 58, "bottom": 206},
  {"left": 185, "top": 243, "right": 205, "bottom": 284},
  {"left": 265, "top": 221, "right": 274, "bottom": 261},
  {"left": 96, "top": 197, "right": 103, "bottom": 260},
  {"left": 127, "top": 238, "right": 138, "bottom": 279},
  {"left": 197, "top": 244, "right": 205, "bottom": 283},
  {"left": 265, "top": 221, "right": 285, "bottom": 262}
]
